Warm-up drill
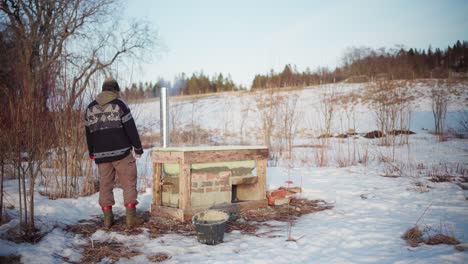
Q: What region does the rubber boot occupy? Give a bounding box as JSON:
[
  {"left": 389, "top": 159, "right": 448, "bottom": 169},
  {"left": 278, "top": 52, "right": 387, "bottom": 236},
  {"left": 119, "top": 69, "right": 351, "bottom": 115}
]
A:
[
  {"left": 102, "top": 206, "right": 114, "bottom": 230},
  {"left": 125, "top": 203, "right": 143, "bottom": 228}
]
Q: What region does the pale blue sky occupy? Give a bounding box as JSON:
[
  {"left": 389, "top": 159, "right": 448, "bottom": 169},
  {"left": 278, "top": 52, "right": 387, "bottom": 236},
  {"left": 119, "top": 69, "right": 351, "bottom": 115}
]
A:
[{"left": 124, "top": 0, "right": 468, "bottom": 87}]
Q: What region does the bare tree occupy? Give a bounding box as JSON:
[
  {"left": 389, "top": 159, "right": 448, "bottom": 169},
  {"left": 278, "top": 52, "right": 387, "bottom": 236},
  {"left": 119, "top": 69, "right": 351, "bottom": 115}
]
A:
[
  {"left": 0, "top": 0, "right": 154, "bottom": 235},
  {"left": 239, "top": 99, "right": 252, "bottom": 145},
  {"left": 169, "top": 99, "right": 183, "bottom": 145},
  {"left": 255, "top": 87, "right": 283, "bottom": 151},
  {"left": 277, "top": 92, "right": 300, "bottom": 157},
  {"left": 431, "top": 80, "right": 452, "bottom": 135},
  {"left": 319, "top": 85, "right": 337, "bottom": 137},
  {"left": 364, "top": 80, "right": 413, "bottom": 159}
]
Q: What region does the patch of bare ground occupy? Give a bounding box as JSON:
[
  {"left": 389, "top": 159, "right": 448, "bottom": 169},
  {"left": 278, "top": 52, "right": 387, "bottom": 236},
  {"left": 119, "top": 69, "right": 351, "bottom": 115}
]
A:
[
  {"left": 226, "top": 199, "right": 333, "bottom": 238},
  {"left": 241, "top": 199, "right": 333, "bottom": 222},
  {"left": 63, "top": 198, "right": 332, "bottom": 262},
  {"left": 407, "top": 181, "right": 432, "bottom": 193},
  {"left": 401, "top": 226, "right": 424, "bottom": 247},
  {"left": 81, "top": 241, "right": 142, "bottom": 263},
  {"left": 426, "top": 234, "right": 460, "bottom": 245},
  {"left": 147, "top": 252, "right": 172, "bottom": 262},
  {"left": 63, "top": 212, "right": 192, "bottom": 263},
  {"left": 1, "top": 227, "right": 49, "bottom": 244},
  {"left": 428, "top": 175, "right": 454, "bottom": 183}
]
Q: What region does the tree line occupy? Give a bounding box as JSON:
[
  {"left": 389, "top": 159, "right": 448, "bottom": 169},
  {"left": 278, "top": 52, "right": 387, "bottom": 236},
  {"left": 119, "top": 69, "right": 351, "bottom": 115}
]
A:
[
  {"left": 123, "top": 72, "right": 246, "bottom": 101},
  {"left": 251, "top": 40, "right": 468, "bottom": 90}
]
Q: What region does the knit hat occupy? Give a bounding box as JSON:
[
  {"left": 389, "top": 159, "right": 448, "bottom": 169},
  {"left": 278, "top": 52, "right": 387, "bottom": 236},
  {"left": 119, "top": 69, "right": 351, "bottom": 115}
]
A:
[{"left": 102, "top": 77, "right": 120, "bottom": 92}]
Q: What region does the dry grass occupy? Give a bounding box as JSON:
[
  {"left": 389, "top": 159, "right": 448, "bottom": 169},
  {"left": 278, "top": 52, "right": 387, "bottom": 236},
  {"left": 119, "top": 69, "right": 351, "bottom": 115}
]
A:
[
  {"left": 242, "top": 199, "right": 333, "bottom": 222},
  {"left": 62, "top": 199, "right": 332, "bottom": 262},
  {"left": 169, "top": 125, "right": 214, "bottom": 146},
  {"left": 225, "top": 221, "right": 259, "bottom": 234},
  {"left": 401, "top": 225, "right": 424, "bottom": 247},
  {"left": 364, "top": 130, "right": 385, "bottom": 139},
  {"left": 428, "top": 175, "right": 453, "bottom": 183},
  {"left": 407, "top": 181, "right": 432, "bottom": 193},
  {"left": 65, "top": 213, "right": 192, "bottom": 263},
  {"left": 65, "top": 212, "right": 195, "bottom": 239},
  {"left": 81, "top": 241, "right": 142, "bottom": 263},
  {"left": 426, "top": 234, "right": 460, "bottom": 245},
  {"left": 147, "top": 253, "right": 172, "bottom": 262},
  {"left": 314, "top": 146, "right": 329, "bottom": 167},
  {"left": 140, "top": 133, "right": 160, "bottom": 148},
  {"left": 402, "top": 224, "right": 461, "bottom": 248},
  {"left": 2, "top": 227, "right": 48, "bottom": 244}
]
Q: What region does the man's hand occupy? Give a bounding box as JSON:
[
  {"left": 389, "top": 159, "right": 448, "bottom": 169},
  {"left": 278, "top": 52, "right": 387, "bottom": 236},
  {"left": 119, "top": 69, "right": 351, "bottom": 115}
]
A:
[{"left": 135, "top": 154, "right": 141, "bottom": 159}]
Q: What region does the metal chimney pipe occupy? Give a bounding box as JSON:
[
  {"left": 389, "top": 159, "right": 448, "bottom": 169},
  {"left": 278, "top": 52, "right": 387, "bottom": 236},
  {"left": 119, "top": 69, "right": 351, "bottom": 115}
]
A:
[{"left": 160, "top": 87, "right": 170, "bottom": 148}]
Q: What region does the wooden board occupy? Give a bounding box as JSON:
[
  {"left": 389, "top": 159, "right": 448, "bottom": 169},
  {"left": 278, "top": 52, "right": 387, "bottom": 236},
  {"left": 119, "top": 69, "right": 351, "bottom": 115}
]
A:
[
  {"left": 152, "top": 163, "right": 162, "bottom": 206},
  {"left": 184, "top": 148, "right": 268, "bottom": 163},
  {"left": 152, "top": 151, "right": 184, "bottom": 163},
  {"left": 256, "top": 159, "right": 267, "bottom": 200},
  {"left": 178, "top": 162, "right": 191, "bottom": 210}
]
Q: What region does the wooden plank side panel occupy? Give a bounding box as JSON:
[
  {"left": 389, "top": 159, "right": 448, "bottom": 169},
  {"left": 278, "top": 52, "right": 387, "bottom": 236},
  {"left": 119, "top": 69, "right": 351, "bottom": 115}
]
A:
[
  {"left": 184, "top": 148, "right": 269, "bottom": 163},
  {"left": 151, "top": 206, "right": 184, "bottom": 222},
  {"left": 178, "top": 162, "right": 191, "bottom": 210},
  {"left": 256, "top": 159, "right": 267, "bottom": 200},
  {"left": 152, "top": 151, "right": 184, "bottom": 163},
  {"left": 152, "top": 163, "right": 162, "bottom": 206}
]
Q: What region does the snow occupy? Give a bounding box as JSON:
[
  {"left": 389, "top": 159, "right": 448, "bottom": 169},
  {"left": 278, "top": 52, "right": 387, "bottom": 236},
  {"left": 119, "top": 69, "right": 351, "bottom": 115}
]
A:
[{"left": 1, "top": 81, "right": 467, "bottom": 263}]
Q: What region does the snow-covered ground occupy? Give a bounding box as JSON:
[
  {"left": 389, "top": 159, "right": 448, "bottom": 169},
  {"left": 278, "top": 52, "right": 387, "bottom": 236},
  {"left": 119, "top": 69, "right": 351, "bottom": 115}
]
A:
[{"left": 1, "top": 81, "right": 467, "bottom": 263}]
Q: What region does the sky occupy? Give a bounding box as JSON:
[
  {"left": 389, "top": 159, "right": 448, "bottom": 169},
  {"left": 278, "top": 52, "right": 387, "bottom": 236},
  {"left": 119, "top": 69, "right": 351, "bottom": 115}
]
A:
[{"left": 124, "top": 0, "right": 468, "bottom": 87}]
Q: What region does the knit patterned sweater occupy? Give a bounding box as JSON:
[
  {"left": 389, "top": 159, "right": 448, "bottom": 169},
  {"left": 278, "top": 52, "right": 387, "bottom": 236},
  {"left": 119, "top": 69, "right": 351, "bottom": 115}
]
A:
[{"left": 84, "top": 92, "right": 143, "bottom": 164}]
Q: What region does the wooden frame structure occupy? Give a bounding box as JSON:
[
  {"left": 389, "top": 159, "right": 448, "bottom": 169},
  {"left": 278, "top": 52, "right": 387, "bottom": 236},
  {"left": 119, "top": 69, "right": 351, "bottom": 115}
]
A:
[{"left": 151, "top": 146, "right": 268, "bottom": 222}]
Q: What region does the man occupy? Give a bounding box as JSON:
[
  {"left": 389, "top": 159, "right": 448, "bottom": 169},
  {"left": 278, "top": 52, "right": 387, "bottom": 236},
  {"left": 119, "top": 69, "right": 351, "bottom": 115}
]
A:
[{"left": 84, "top": 77, "right": 144, "bottom": 229}]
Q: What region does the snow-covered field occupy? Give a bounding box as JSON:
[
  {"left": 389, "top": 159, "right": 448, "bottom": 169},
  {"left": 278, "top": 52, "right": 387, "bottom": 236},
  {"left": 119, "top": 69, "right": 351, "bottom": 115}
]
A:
[{"left": 1, "top": 81, "right": 467, "bottom": 263}]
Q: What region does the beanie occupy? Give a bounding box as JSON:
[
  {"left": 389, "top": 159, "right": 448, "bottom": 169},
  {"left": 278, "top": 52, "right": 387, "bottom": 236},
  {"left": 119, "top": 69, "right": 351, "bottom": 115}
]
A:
[{"left": 102, "top": 77, "right": 120, "bottom": 92}]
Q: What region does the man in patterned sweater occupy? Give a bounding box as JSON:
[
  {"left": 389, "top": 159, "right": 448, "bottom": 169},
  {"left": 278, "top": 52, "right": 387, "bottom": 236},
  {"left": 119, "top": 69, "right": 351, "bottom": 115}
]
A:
[{"left": 84, "top": 77, "right": 144, "bottom": 229}]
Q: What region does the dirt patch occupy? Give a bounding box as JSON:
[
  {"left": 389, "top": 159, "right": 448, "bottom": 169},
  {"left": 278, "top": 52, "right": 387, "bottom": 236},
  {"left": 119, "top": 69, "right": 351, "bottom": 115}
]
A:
[
  {"left": 81, "top": 241, "right": 142, "bottom": 263},
  {"left": 407, "top": 181, "right": 432, "bottom": 193},
  {"left": 401, "top": 226, "right": 423, "bottom": 247},
  {"left": 65, "top": 212, "right": 194, "bottom": 239},
  {"left": 426, "top": 234, "right": 460, "bottom": 245},
  {"left": 1, "top": 227, "right": 49, "bottom": 244},
  {"left": 242, "top": 199, "right": 333, "bottom": 222},
  {"left": 335, "top": 134, "right": 348, "bottom": 138},
  {"left": 318, "top": 133, "right": 334, "bottom": 139},
  {"left": 147, "top": 252, "right": 172, "bottom": 262},
  {"left": 364, "top": 130, "right": 384, "bottom": 138},
  {"left": 402, "top": 225, "right": 461, "bottom": 247},
  {"left": 387, "top": 130, "right": 415, "bottom": 136},
  {"left": 428, "top": 175, "right": 454, "bottom": 183},
  {"left": 63, "top": 198, "right": 332, "bottom": 263}
]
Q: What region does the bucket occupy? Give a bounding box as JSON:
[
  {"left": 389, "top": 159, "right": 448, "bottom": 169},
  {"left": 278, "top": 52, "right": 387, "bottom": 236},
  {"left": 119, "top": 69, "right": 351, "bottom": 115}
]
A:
[{"left": 192, "top": 210, "right": 229, "bottom": 245}]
